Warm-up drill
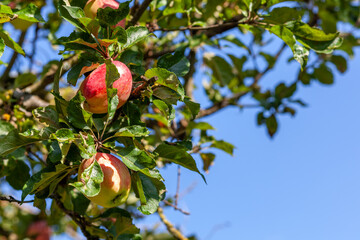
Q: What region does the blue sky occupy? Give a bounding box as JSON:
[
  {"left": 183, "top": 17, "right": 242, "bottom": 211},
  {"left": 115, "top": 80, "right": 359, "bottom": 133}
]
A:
[
  {"left": 152, "top": 46, "right": 360, "bottom": 240},
  {"left": 1, "top": 2, "right": 360, "bottom": 240}
]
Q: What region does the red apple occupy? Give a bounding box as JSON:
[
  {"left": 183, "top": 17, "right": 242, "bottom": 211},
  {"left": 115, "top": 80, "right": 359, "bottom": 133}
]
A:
[
  {"left": 80, "top": 61, "right": 132, "bottom": 114},
  {"left": 78, "top": 152, "right": 131, "bottom": 208},
  {"left": 26, "top": 220, "right": 51, "bottom": 240},
  {"left": 84, "top": 0, "right": 126, "bottom": 28}
]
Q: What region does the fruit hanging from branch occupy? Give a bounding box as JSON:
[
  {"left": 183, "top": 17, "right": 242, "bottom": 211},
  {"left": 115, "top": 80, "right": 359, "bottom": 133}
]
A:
[
  {"left": 78, "top": 152, "right": 131, "bottom": 208},
  {"left": 80, "top": 61, "right": 132, "bottom": 114}
]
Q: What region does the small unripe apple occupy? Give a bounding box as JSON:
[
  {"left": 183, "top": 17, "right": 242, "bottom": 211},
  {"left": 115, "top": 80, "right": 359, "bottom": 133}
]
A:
[
  {"left": 80, "top": 61, "right": 132, "bottom": 114},
  {"left": 84, "top": 0, "right": 126, "bottom": 28},
  {"left": 78, "top": 153, "right": 131, "bottom": 208},
  {"left": 26, "top": 220, "right": 51, "bottom": 240}
]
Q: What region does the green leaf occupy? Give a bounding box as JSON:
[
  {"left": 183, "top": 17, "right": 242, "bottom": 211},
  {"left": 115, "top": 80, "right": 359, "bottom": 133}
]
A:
[
  {"left": 0, "top": 5, "right": 13, "bottom": 23},
  {"left": 184, "top": 98, "right": 200, "bottom": 119},
  {"left": 114, "top": 147, "right": 162, "bottom": 180},
  {"left": 154, "top": 143, "right": 206, "bottom": 183},
  {"left": 210, "top": 140, "right": 235, "bottom": 155},
  {"left": 71, "top": 159, "right": 104, "bottom": 197},
  {"left": 313, "top": 64, "right": 334, "bottom": 85},
  {"left": 67, "top": 92, "right": 92, "bottom": 129},
  {"left": 112, "top": 26, "right": 127, "bottom": 44},
  {"left": 62, "top": 5, "right": 85, "bottom": 19},
  {"left": 31, "top": 164, "right": 74, "bottom": 196},
  {"left": 97, "top": 1, "right": 130, "bottom": 26},
  {"left": 33, "top": 106, "right": 60, "bottom": 128},
  {"left": 123, "top": 26, "right": 152, "bottom": 50},
  {"left": 188, "top": 121, "right": 215, "bottom": 131},
  {"left": 6, "top": 160, "right": 30, "bottom": 190},
  {"left": 133, "top": 173, "right": 165, "bottom": 215},
  {"left": 266, "top": 114, "right": 278, "bottom": 137},
  {"left": 67, "top": 59, "right": 93, "bottom": 86},
  {"left": 284, "top": 21, "right": 342, "bottom": 53},
  {"left": 70, "top": 190, "right": 91, "bottom": 215},
  {"left": 262, "top": 7, "right": 301, "bottom": 24},
  {"left": 105, "top": 59, "right": 120, "bottom": 88},
  {"left": 0, "top": 131, "right": 44, "bottom": 156},
  {"left": 330, "top": 55, "right": 347, "bottom": 73},
  {"left": 96, "top": 208, "right": 140, "bottom": 238},
  {"left": 200, "top": 153, "right": 215, "bottom": 173},
  {"left": 145, "top": 68, "right": 184, "bottom": 99},
  {"left": 157, "top": 50, "right": 190, "bottom": 77},
  {"left": 114, "top": 126, "right": 150, "bottom": 138},
  {"left": 14, "top": 72, "right": 37, "bottom": 88},
  {"left": 13, "top": 3, "right": 44, "bottom": 23},
  {"left": 0, "top": 30, "right": 25, "bottom": 56},
  {"left": 0, "top": 38, "right": 5, "bottom": 58},
  {"left": 58, "top": 1, "right": 85, "bottom": 30},
  {"left": 52, "top": 128, "right": 75, "bottom": 142},
  {"left": 22, "top": 169, "right": 43, "bottom": 202},
  {"left": 107, "top": 87, "right": 119, "bottom": 122},
  {"left": 152, "top": 86, "right": 181, "bottom": 105},
  {"left": 268, "top": 25, "right": 308, "bottom": 69},
  {"left": 204, "top": 55, "right": 234, "bottom": 86},
  {"left": 0, "top": 120, "right": 15, "bottom": 136}
]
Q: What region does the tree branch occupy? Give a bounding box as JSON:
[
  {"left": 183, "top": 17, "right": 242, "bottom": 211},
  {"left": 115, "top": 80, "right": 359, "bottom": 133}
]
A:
[
  {"left": 52, "top": 194, "right": 99, "bottom": 240},
  {"left": 24, "top": 54, "right": 78, "bottom": 94},
  {"left": 0, "top": 195, "right": 34, "bottom": 204},
  {"left": 163, "top": 200, "right": 190, "bottom": 215},
  {"left": 128, "top": 0, "right": 153, "bottom": 27},
  {"left": 157, "top": 207, "right": 188, "bottom": 240},
  {"left": 197, "top": 43, "right": 287, "bottom": 119},
  {"left": 184, "top": 50, "right": 196, "bottom": 99}
]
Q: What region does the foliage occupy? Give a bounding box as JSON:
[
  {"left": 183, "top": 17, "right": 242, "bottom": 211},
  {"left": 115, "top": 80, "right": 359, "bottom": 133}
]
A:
[{"left": 0, "top": 0, "right": 359, "bottom": 239}]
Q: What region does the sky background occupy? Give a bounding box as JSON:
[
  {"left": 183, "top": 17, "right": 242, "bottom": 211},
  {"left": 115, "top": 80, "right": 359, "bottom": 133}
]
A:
[{"left": 1, "top": 1, "right": 360, "bottom": 240}]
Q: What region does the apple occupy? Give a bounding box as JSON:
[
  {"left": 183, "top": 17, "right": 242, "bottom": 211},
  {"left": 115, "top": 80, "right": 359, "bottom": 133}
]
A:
[
  {"left": 78, "top": 152, "right": 131, "bottom": 208},
  {"left": 26, "top": 220, "right": 51, "bottom": 240},
  {"left": 80, "top": 61, "right": 132, "bottom": 114},
  {"left": 84, "top": 0, "right": 126, "bottom": 28}
]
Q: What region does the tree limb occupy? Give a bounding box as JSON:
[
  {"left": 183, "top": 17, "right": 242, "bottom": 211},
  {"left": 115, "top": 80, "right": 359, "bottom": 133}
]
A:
[
  {"left": 157, "top": 207, "right": 188, "bottom": 240},
  {"left": 197, "top": 43, "right": 287, "bottom": 119},
  {"left": 128, "top": 0, "right": 153, "bottom": 27},
  {"left": 0, "top": 195, "right": 34, "bottom": 204},
  {"left": 52, "top": 194, "right": 99, "bottom": 240},
  {"left": 24, "top": 54, "right": 78, "bottom": 94}
]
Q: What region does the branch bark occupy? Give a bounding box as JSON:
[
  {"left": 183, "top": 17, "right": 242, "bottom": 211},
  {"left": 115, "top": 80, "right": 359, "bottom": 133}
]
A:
[
  {"left": 0, "top": 195, "right": 34, "bottom": 204},
  {"left": 128, "top": 0, "right": 153, "bottom": 27},
  {"left": 24, "top": 54, "right": 78, "bottom": 94},
  {"left": 158, "top": 207, "right": 188, "bottom": 240},
  {"left": 52, "top": 194, "right": 99, "bottom": 240}
]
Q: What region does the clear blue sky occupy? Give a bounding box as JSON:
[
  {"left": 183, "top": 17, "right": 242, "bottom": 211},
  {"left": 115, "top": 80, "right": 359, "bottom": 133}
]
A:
[{"left": 2, "top": 2, "right": 360, "bottom": 240}]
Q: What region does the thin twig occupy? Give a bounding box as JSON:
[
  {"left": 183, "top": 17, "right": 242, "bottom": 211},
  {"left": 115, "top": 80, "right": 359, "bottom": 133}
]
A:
[
  {"left": 163, "top": 200, "right": 190, "bottom": 215},
  {"left": 157, "top": 207, "right": 188, "bottom": 240},
  {"left": 174, "top": 166, "right": 181, "bottom": 207},
  {"left": 0, "top": 195, "right": 34, "bottom": 204}
]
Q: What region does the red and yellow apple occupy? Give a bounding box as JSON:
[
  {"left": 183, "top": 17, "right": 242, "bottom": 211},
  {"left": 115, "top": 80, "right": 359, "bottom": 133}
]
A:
[
  {"left": 80, "top": 61, "right": 132, "bottom": 114},
  {"left": 78, "top": 152, "right": 131, "bottom": 208},
  {"left": 84, "top": 0, "right": 126, "bottom": 28}
]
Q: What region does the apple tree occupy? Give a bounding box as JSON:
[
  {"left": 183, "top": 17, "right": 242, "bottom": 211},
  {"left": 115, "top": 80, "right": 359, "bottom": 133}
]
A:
[{"left": 0, "top": 0, "right": 358, "bottom": 239}]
